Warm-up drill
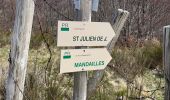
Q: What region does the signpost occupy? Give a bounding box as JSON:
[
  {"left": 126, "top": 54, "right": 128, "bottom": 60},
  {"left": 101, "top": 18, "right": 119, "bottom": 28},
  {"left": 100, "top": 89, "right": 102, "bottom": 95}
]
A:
[
  {"left": 57, "top": 21, "right": 115, "bottom": 47},
  {"left": 60, "top": 48, "right": 112, "bottom": 73}
]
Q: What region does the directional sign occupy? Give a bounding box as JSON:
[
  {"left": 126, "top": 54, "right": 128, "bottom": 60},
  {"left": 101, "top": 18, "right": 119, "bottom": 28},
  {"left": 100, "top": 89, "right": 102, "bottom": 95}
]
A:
[
  {"left": 57, "top": 21, "right": 115, "bottom": 47},
  {"left": 60, "top": 48, "right": 112, "bottom": 73}
]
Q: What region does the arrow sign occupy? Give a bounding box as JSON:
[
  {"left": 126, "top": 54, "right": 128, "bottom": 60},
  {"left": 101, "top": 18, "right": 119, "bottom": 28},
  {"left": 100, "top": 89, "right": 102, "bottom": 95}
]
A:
[
  {"left": 60, "top": 48, "right": 112, "bottom": 73},
  {"left": 57, "top": 21, "right": 115, "bottom": 47}
]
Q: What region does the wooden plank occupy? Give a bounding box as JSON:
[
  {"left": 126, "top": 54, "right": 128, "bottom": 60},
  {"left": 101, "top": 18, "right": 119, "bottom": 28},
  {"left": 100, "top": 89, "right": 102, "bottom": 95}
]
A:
[{"left": 87, "top": 9, "right": 129, "bottom": 98}]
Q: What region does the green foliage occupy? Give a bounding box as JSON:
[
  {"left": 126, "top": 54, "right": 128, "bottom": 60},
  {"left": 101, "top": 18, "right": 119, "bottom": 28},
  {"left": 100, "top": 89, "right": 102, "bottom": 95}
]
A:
[
  {"left": 111, "top": 47, "right": 144, "bottom": 81},
  {"left": 0, "top": 78, "right": 5, "bottom": 100},
  {"left": 23, "top": 46, "right": 73, "bottom": 100},
  {"left": 30, "top": 33, "right": 56, "bottom": 49},
  {"left": 0, "top": 39, "right": 164, "bottom": 100},
  {"left": 89, "top": 71, "right": 118, "bottom": 100},
  {"left": 142, "top": 40, "right": 162, "bottom": 69},
  {"left": 0, "top": 31, "right": 10, "bottom": 47}
]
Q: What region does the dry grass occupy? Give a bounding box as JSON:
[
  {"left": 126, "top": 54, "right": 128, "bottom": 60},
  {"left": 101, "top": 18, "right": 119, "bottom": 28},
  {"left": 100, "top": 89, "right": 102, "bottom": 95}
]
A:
[{"left": 0, "top": 39, "right": 164, "bottom": 100}]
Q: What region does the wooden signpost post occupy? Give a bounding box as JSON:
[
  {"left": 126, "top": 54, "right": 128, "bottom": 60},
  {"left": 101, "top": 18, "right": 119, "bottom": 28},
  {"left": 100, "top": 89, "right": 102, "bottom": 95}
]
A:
[
  {"left": 87, "top": 9, "right": 129, "bottom": 98},
  {"left": 74, "top": 0, "right": 92, "bottom": 100}
]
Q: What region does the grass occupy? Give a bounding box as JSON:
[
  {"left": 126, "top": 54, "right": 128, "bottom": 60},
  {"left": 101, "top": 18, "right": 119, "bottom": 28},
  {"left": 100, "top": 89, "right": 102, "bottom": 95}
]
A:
[{"left": 0, "top": 35, "right": 164, "bottom": 99}]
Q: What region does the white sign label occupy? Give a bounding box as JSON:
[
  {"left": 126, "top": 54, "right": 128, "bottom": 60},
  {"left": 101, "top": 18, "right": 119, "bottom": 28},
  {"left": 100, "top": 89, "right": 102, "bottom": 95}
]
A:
[
  {"left": 74, "top": 0, "right": 80, "bottom": 10},
  {"left": 92, "top": 0, "right": 99, "bottom": 12},
  {"left": 60, "top": 48, "right": 112, "bottom": 73},
  {"left": 57, "top": 21, "right": 115, "bottom": 47},
  {"left": 74, "top": 0, "right": 99, "bottom": 12}
]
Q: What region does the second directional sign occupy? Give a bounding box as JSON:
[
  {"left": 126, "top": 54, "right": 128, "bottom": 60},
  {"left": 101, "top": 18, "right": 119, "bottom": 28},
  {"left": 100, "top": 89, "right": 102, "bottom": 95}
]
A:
[
  {"left": 57, "top": 21, "right": 115, "bottom": 47},
  {"left": 60, "top": 48, "right": 112, "bottom": 73}
]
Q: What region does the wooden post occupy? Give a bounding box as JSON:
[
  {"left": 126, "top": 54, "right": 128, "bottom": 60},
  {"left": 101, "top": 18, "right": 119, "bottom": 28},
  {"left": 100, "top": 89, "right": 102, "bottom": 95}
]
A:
[
  {"left": 5, "top": 0, "right": 35, "bottom": 100},
  {"left": 107, "top": 9, "right": 130, "bottom": 53},
  {"left": 87, "top": 9, "right": 129, "bottom": 98},
  {"left": 73, "top": 0, "right": 92, "bottom": 100},
  {"left": 163, "top": 25, "right": 170, "bottom": 100}
]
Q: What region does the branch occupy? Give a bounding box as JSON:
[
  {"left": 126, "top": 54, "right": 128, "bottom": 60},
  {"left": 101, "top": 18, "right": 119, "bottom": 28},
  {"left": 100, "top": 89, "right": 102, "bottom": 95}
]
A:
[{"left": 35, "top": 8, "right": 52, "bottom": 86}]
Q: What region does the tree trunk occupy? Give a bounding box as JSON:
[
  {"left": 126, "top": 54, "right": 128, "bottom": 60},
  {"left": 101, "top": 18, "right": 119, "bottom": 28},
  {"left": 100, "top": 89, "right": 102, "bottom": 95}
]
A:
[{"left": 5, "top": 0, "right": 35, "bottom": 100}]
